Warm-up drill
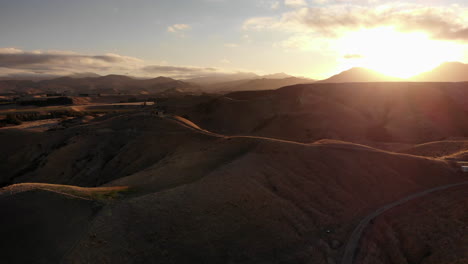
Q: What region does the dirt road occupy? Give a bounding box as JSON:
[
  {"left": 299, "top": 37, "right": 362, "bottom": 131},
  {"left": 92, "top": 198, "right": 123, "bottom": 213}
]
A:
[{"left": 340, "top": 181, "right": 468, "bottom": 264}]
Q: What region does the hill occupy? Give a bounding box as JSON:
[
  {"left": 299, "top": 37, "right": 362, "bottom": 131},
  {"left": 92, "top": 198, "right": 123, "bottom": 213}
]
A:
[
  {"left": 0, "top": 112, "right": 465, "bottom": 263},
  {"left": 180, "top": 82, "right": 468, "bottom": 145},
  {"left": 399, "top": 140, "right": 468, "bottom": 158},
  {"left": 411, "top": 62, "right": 468, "bottom": 82},
  {"left": 202, "top": 77, "right": 315, "bottom": 93},
  {"left": 357, "top": 184, "right": 468, "bottom": 264},
  {"left": 320, "top": 67, "right": 402, "bottom": 83}
]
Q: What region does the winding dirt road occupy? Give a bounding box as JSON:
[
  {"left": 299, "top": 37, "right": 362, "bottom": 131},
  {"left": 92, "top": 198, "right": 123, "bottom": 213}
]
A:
[
  {"left": 340, "top": 181, "right": 468, "bottom": 264},
  {"left": 168, "top": 114, "right": 468, "bottom": 264}
]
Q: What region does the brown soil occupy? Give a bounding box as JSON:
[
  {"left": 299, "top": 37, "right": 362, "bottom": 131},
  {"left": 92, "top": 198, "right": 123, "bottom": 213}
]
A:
[
  {"left": 1, "top": 83, "right": 468, "bottom": 263},
  {"left": 356, "top": 185, "right": 468, "bottom": 264}
]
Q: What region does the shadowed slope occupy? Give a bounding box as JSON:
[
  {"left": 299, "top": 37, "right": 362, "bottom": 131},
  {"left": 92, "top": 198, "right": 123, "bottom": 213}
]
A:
[
  {"left": 357, "top": 184, "right": 468, "bottom": 264},
  {"left": 1, "top": 111, "right": 467, "bottom": 264},
  {"left": 182, "top": 82, "right": 468, "bottom": 144},
  {"left": 0, "top": 189, "right": 102, "bottom": 264},
  {"left": 65, "top": 138, "right": 464, "bottom": 264},
  {"left": 0, "top": 112, "right": 223, "bottom": 187}
]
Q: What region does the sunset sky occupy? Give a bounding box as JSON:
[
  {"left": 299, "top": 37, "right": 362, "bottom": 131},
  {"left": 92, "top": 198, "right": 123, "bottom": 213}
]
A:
[{"left": 1, "top": 0, "right": 468, "bottom": 79}]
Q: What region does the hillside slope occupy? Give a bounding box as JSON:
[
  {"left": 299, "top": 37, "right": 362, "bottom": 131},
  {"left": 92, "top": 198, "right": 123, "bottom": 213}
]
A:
[
  {"left": 181, "top": 82, "right": 468, "bottom": 144},
  {"left": 357, "top": 184, "right": 468, "bottom": 264},
  {"left": 202, "top": 77, "right": 314, "bottom": 93},
  {"left": 0, "top": 113, "right": 466, "bottom": 263}
]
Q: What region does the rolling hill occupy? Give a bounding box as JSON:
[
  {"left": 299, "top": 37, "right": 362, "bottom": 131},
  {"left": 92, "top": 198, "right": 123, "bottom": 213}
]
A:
[
  {"left": 2, "top": 81, "right": 468, "bottom": 263},
  {"left": 0, "top": 111, "right": 465, "bottom": 264},
  {"left": 180, "top": 82, "right": 468, "bottom": 145},
  {"left": 201, "top": 77, "right": 315, "bottom": 93}
]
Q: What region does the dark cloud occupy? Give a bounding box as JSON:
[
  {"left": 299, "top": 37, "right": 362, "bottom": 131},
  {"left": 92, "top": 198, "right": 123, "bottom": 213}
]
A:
[
  {"left": 0, "top": 48, "right": 143, "bottom": 77},
  {"left": 0, "top": 49, "right": 237, "bottom": 79},
  {"left": 0, "top": 52, "right": 134, "bottom": 68}
]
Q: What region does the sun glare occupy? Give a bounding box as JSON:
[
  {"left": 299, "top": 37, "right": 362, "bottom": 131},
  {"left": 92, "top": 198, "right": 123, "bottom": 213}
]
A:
[{"left": 337, "top": 27, "right": 464, "bottom": 78}]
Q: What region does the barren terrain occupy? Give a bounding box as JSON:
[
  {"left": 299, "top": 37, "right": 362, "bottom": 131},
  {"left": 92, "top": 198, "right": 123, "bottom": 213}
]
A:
[{"left": 1, "top": 82, "right": 467, "bottom": 264}]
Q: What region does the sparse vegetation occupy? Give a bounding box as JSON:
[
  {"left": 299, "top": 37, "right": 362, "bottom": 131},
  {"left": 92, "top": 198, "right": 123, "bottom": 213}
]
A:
[
  {"left": 0, "top": 110, "right": 94, "bottom": 126},
  {"left": 5, "top": 113, "right": 22, "bottom": 125},
  {"left": 18, "top": 97, "right": 74, "bottom": 106}
]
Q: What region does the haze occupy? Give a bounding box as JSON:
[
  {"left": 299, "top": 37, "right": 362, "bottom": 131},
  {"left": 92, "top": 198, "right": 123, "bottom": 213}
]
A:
[{"left": 1, "top": 0, "right": 468, "bottom": 79}]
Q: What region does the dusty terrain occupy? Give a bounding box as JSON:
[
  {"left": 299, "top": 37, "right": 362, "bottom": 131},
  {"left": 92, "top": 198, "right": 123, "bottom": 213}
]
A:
[
  {"left": 1, "top": 83, "right": 467, "bottom": 264},
  {"left": 356, "top": 184, "right": 468, "bottom": 264}
]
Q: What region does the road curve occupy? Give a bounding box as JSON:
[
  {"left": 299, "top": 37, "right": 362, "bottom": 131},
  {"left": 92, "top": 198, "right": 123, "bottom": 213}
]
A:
[
  {"left": 167, "top": 114, "right": 468, "bottom": 264},
  {"left": 340, "top": 181, "right": 468, "bottom": 264}
]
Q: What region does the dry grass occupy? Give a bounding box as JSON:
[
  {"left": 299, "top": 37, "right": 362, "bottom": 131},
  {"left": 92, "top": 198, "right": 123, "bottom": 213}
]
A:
[{"left": 0, "top": 183, "right": 130, "bottom": 201}]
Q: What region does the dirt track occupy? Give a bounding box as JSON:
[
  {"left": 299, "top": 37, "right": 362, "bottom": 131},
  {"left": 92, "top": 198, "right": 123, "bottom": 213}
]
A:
[
  {"left": 171, "top": 113, "right": 468, "bottom": 264},
  {"left": 340, "top": 181, "right": 468, "bottom": 264}
]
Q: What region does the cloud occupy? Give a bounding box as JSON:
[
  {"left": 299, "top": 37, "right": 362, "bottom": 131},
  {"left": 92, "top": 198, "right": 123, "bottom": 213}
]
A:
[
  {"left": 0, "top": 48, "right": 24, "bottom": 54},
  {"left": 275, "top": 35, "right": 315, "bottom": 51},
  {"left": 0, "top": 48, "right": 261, "bottom": 80},
  {"left": 271, "top": 1, "right": 280, "bottom": 9},
  {"left": 224, "top": 43, "right": 239, "bottom": 48},
  {"left": 0, "top": 48, "right": 144, "bottom": 78},
  {"left": 0, "top": 48, "right": 253, "bottom": 79},
  {"left": 344, "top": 54, "right": 363, "bottom": 59},
  {"left": 0, "top": 51, "right": 140, "bottom": 68},
  {"left": 141, "top": 65, "right": 221, "bottom": 78},
  {"left": 243, "top": 17, "right": 279, "bottom": 31},
  {"left": 167, "top": 24, "right": 191, "bottom": 33},
  {"left": 314, "top": 0, "right": 380, "bottom": 4},
  {"left": 284, "top": 0, "right": 307, "bottom": 7},
  {"left": 243, "top": 3, "right": 468, "bottom": 42}
]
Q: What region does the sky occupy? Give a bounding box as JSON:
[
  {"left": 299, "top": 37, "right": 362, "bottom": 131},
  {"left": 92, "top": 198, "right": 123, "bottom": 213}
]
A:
[{"left": 0, "top": 0, "right": 468, "bottom": 80}]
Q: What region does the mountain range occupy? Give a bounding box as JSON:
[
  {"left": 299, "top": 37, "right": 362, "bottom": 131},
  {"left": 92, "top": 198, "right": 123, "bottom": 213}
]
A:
[
  {"left": 0, "top": 75, "right": 200, "bottom": 95},
  {"left": 320, "top": 67, "right": 402, "bottom": 83},
  {"left": 0, "top": 73, "right": 315, "bottom": 95},
  {"left": 321, "top": 62, "right": 468, "bottom": 83},
  {"left": 1, "top": 62, "right": 468, "bottom": 96}
]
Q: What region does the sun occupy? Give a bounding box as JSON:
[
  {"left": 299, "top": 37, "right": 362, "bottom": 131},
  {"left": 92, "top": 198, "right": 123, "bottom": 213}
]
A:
[{"left": 336, "top": 27, "right": 464, "bottom": 78}]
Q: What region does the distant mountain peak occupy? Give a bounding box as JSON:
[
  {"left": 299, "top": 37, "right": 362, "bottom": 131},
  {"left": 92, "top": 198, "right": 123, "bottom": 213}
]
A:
[
  {"left": 261, "top": 72, "right": 292, "bottom": 79},
  {"left": 411, "top": 61, "right": 468, "bottom": 82},
  {"left": 101, "top": 74, "right": 134, "bottom": 79},
  {"left": 67, "top": 72, "right": 101, "bottom": 78},
  {"left": 321, "top": 67, "right": 402, "bottom": 83}
]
